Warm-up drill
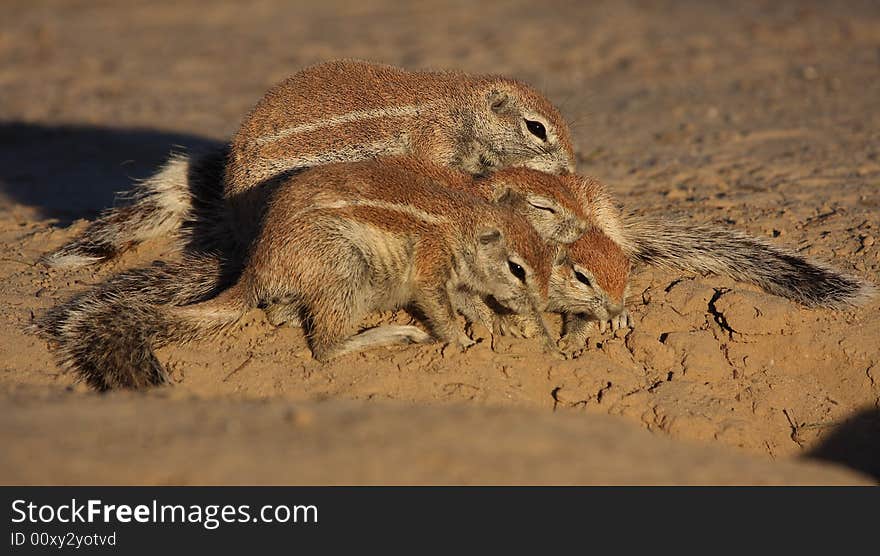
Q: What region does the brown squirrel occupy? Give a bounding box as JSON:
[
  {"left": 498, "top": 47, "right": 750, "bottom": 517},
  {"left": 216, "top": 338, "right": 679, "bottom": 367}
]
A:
[
  {"left": 253, "top": 157, "right": 632, "bottom": 347},
  {"left": 36, "top": 158, "right": 566, "bottom": 390},
  {"left": 553, "top": 229, "right": 632, "bottom": 354}
]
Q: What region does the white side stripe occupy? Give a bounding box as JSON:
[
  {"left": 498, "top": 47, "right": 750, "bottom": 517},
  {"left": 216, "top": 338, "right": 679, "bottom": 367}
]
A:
[
  {"left": 311, "top": 199, "right": 449, "bottom": 225},
  {"left": 254, "top": 103, "right": 438, "bottom": 145},
  {"left": 260, "top": 138, "right": 409, "bottom": 174}
]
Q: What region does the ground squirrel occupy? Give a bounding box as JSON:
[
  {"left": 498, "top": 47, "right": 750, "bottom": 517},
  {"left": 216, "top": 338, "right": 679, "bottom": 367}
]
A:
[
  {"left": 552, "top": 228, "right": 632, "bottom": 354},
  {"left": 477, "top": 170, "right": 874, "bottom": 342},
  {"left": 35, "top": 154, "right": 874, "bottom": 389},
  {"left": 43, "top": 59, "right": 574, "bottom": 267},
  {"left": 36, "top": 158, "right": 561, "bottom": 390}
]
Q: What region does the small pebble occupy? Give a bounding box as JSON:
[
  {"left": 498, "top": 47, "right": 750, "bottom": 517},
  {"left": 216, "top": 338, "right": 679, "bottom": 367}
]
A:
[{"left": 801, "top": 66, "right": 819, "bottom": 80}]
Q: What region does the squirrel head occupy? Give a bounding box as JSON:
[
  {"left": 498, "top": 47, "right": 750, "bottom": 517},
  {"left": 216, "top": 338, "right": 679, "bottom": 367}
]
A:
[
  {"left": 480, "top": 168, "right": 588, "bottom": 244},
  {"left": 463, "top": 78, "right": 575, "bottom": 176},
  {"left": 548, "top": 227, "right": 631, "bottom": 322},
  {"left": 470, "top": 214, "right": 553, "bottom": 316}
]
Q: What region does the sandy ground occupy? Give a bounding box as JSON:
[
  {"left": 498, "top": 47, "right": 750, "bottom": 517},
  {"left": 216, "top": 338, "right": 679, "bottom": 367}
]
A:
[{"left": 1, "top": 0, "right": 878, "bottom": 485}]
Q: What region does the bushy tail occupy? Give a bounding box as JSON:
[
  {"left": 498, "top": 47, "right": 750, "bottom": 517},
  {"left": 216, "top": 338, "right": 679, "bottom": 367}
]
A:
[
  {"left": 41, "top": 146, "right": 229, "bottom": 268},
  {"left": 32, "top": 252, "right": 247, "bottom": 390},
  {"left": 621, "top": 216, "right": 876, "bottom": 308}
]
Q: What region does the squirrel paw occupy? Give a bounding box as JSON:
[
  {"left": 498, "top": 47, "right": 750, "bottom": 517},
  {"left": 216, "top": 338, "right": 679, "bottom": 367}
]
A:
[
  {"left": 491, "top": 315, "right": 534, "bottom": 339},
  {"left": 544, "top": 341, "right": 568, "bottom": 360},
  {"left": 454, "top": 331, "right": 477, "bottom": 352}
]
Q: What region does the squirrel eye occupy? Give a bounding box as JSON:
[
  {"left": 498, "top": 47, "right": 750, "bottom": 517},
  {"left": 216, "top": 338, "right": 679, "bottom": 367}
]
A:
[
  {"left": 508, "top": 261, "right": 527, "bottom": 282},
  {"left": 574, "top": 271, "right": 592, "bottom": 287},
  {"left": 525, "top": 120, "right": 547, "bottom": 141}
]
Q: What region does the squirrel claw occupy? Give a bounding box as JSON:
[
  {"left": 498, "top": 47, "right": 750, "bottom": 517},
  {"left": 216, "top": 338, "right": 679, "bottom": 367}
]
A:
[
  {"left": 492, "top": 315, "right": 531, "bottom": 339},
  {"left": 609, "top": 309, "right": 633, "bottom": 333}
]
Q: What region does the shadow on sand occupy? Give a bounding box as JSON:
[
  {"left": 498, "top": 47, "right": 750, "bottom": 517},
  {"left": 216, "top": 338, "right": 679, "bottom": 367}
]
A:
[
  {"left": 807, "top": 407, "right": 880, "bottom": 482},
  {"left": 0, "top": 121, "right": 222, "bottom": 224}
]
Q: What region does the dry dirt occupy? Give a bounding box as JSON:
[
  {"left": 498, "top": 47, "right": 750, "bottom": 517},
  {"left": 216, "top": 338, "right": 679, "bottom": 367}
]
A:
[{"left": 1, "top": 0, "right": 878, "bottom": 485}]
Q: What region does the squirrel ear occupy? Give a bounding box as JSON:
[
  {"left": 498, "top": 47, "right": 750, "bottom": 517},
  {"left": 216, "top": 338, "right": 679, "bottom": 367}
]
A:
[
  {"left": 488, "top": 90, "right": 511, "bottom": 113},
  {"left": 490, "top": 182, "right": 515, "bottom": 204},
  {"left": 477, "top": 227, "right": 503, "bottom": 246}
]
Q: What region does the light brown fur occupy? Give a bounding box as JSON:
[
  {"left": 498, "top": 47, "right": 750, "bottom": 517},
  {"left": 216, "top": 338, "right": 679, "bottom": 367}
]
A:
[
  {"left": 430, "top": 167, "right": 631, "bottom": 339},
  {"left": 181, "top": 158, "right": 562, "bottom": 361},
  {"left": 476, "top": 169, "right": 590, "bottom": 244},
  {"left": 35, "top": 158, "right": 564, "bottom": 390},
  {"left": 566, "top": 228, "right": 631, "bottom": 304},
  {"left": 481, "top": 224, "right": 633, "bottom": 345},
  {"left": 565, "top": 175, "right": 628, "bottom": 247}
]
